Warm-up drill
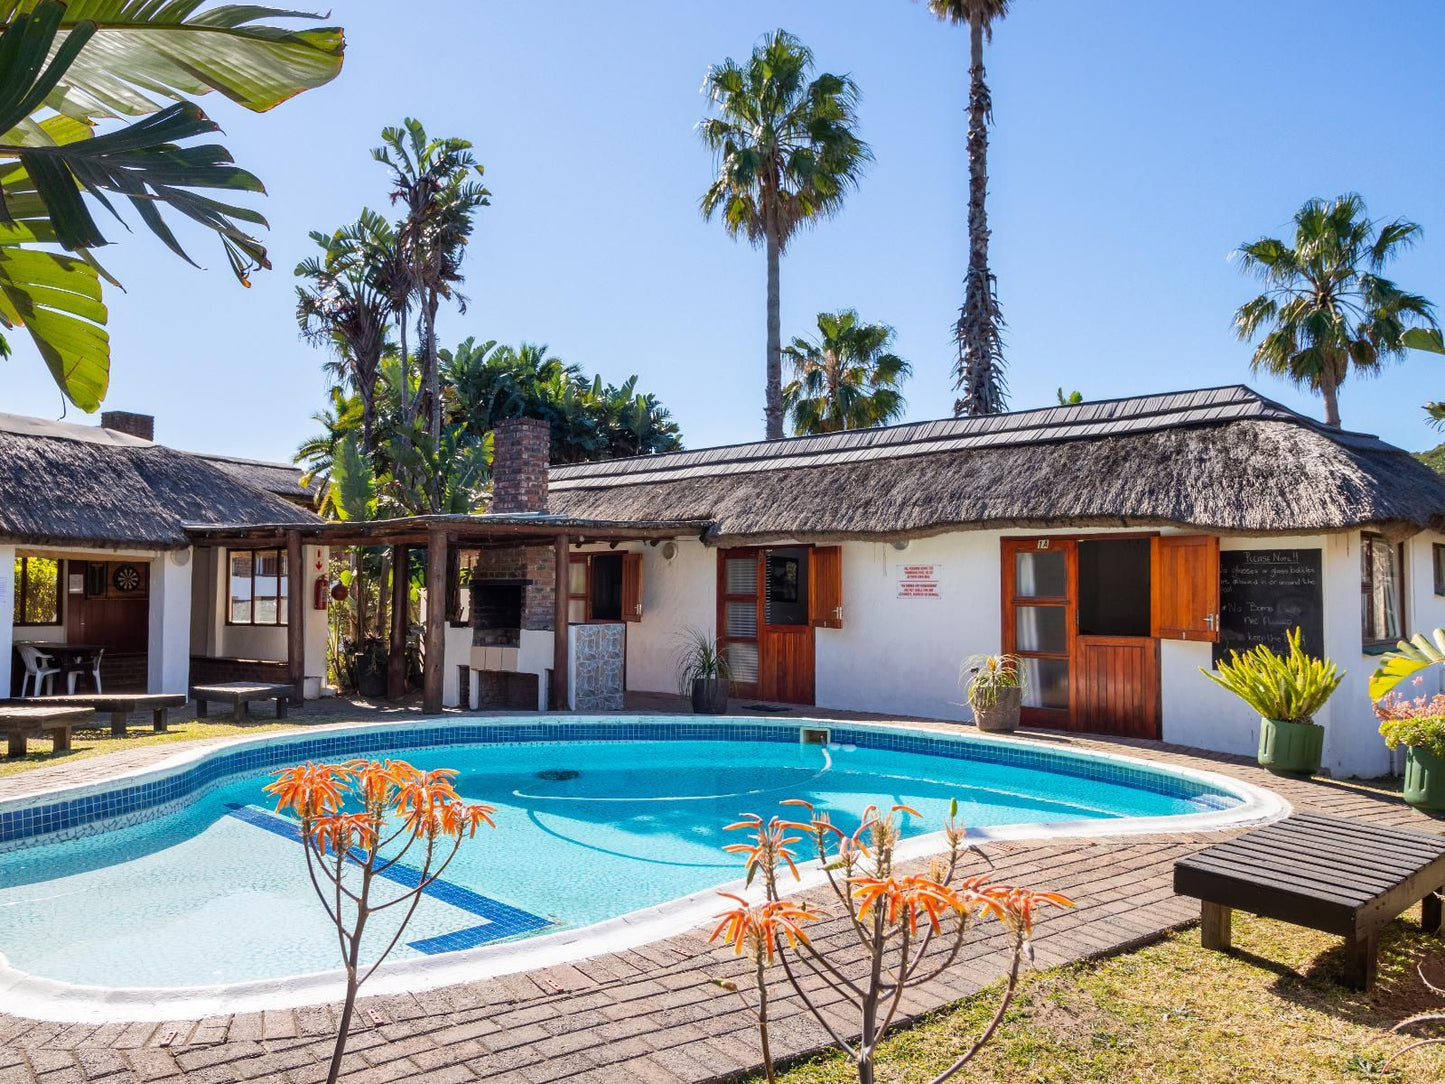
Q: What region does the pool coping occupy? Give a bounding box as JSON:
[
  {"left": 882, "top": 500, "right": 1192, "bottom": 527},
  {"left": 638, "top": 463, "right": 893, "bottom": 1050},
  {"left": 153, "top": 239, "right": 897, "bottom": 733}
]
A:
[{"left": 0, "top": 715, "right": 1288, "bottom": 1023}]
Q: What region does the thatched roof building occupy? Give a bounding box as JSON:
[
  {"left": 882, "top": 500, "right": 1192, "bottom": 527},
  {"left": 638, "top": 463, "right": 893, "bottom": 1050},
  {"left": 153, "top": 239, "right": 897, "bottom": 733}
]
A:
[
  {"left": 0, "top": 413, "right": 319, "bottom": 549},
  {"left": 549, "top": 386, "right": 1445, "bottom": 544}
]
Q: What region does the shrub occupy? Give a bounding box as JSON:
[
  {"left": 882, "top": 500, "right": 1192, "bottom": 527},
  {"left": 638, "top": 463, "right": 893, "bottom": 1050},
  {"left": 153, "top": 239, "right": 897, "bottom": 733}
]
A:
[
  {"left": 1202, "top": 627, "right": 1342, "bottom": 724},
  {"left": 1376, "top": 686, "right": 1445, "bottom": 758}
]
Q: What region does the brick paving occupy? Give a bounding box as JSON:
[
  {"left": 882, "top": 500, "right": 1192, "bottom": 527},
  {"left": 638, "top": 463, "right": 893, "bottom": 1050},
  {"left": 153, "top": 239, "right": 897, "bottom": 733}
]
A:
[{"left": 0, "top": 707, "right": 1440, "bottom": 1083}]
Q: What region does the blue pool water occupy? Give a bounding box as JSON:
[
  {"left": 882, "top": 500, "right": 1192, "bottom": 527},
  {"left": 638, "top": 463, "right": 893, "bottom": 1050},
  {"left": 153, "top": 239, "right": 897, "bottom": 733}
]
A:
[{"left": 0, "top": 730, "right": 1240, "bottom": 989}]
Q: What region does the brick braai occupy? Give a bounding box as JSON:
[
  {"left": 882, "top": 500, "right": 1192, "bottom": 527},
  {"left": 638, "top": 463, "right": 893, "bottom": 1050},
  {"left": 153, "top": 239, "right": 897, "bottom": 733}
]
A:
[
  {"left": 491, "top": 417, "right": 550, "bottom": 514},
  {"left": 470, "top": 546, "right": 555, "bottom": 639}
]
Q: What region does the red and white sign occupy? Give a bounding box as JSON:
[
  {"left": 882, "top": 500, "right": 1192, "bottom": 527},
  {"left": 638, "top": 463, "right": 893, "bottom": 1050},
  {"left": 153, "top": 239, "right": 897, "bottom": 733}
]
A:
[{"left": 895, "top": 564, "right": 941, "bottom": 599}]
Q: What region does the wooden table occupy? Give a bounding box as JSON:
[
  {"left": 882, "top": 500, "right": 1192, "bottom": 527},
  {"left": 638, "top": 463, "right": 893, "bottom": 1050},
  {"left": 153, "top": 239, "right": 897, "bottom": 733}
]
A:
[
  {"left": 29, "top": 693, "right": 187, "bottom": 736},
  {"left": 191, "top": 682, "right": 294, "bottom": 722},
  {"left": 0, "top": 705, "right": 94, "bottom": 757},
  {"left": 13, "top": 642, "right": 105, "bottom": 694},
  {"left": 1174, "top": 812, "right": 1445, "bottom": 990}
]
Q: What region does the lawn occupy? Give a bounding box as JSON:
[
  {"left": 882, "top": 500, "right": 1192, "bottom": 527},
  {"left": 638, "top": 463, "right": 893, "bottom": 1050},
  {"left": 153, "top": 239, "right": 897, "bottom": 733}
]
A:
[{"left": 763, "top": 914, "right": 1445, "bottom": 1083}]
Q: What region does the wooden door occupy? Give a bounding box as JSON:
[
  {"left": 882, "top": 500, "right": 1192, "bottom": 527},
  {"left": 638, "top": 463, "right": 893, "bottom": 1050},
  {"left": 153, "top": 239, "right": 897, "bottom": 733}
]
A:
[
  {"left": 1001, "top": 538, "right": 1075, "bottom": 728},
  {"left": 718, "top": 548, "right": 763, "bottom": 700},
  {"left": 1075, "top": 636, "right": 1159, "bottom": 738},
  {"left": 1151, "top": 535, "right": 1221, "bottom": 641},
  {"left": 717, "top": 547, "right": 817, "bottom": 705}
]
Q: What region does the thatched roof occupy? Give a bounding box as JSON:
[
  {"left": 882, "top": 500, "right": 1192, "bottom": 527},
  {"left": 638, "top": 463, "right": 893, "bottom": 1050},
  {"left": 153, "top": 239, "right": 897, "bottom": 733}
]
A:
[
  {"left": 549, "top": 386, "right": 1445, "bottom": 543},
  {"left": 0, "top": 413, "right": 320, "bottom": 549},
  {"left": 190, "top": 451, "right": 317, "bottom": 507}
]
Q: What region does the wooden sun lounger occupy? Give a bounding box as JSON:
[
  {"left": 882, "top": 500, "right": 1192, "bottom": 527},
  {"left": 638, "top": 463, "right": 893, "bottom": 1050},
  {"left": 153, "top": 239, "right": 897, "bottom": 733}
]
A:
[
  {"left": 190, "top": 682, "right": 294, "bottom": 723},
  {"left": 33, "top": 693, "right": 187, "bottom": 736},
  {"left": 0, "top": 704, "right": 94, "bottom": 758},
  {"left": 1174, "top": 812, "right": 1445, "bottom": 990}
]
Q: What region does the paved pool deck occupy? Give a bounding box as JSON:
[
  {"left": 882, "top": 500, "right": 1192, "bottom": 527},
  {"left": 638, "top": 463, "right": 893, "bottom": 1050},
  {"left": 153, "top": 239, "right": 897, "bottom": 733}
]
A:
[{"left": 0, "top": 702, "right": 1438, "bottom": 1084}]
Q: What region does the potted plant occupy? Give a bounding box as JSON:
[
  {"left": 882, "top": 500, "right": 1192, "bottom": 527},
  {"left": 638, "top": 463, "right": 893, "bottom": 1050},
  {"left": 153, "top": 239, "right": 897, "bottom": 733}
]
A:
[
  {"left": 676, "top": 629, "right": 731, "bottom": 714},
  {"left": 961, "top": 653, "right": 1025, "bottom": 733},
  {"left": 1376, "top": 686, "right": 1445, "bottom": 812},
  {"left": 1202, "top": 628, "right": 1343, "bottom": 777}
]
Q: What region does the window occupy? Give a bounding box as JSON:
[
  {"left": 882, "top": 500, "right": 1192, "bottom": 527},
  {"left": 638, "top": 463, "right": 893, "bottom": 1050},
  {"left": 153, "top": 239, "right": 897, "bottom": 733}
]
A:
[
  {"left": 1435, "top": 543, "right": 1445, "bottom": 597},
  {"left": 1362, "top": 533, "right": 1403, "bottom": 647},
  {"left": 566, "top": 553, "right": 633, "bottom": 623},
  {"left": 228, "top": 548, "right": 288, "bottom": 626},
  {"left": 13, "top": 556, "right": 60, "bottom": 625}
]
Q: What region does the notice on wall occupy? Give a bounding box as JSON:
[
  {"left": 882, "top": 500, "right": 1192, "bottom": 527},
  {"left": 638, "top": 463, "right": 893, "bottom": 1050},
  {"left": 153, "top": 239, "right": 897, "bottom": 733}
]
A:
[
  {"left": 1212, "top": 549, "right": 1324, "bottom": 666},
  {"left": 896, "top": 564, "right": 942, "bottom": 599}
]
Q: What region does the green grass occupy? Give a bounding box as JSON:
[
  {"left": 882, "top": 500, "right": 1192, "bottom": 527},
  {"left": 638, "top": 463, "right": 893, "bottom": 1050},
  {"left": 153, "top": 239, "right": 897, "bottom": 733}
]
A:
[{"left": 760, "top": 914, "right": 1445, "bottom": 1083}]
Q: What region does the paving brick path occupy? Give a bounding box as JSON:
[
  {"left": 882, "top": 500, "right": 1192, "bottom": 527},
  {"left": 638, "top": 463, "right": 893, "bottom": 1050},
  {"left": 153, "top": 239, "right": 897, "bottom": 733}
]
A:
[{"left": 0, "top": 713, "right": 1438, "bottom": 1084}]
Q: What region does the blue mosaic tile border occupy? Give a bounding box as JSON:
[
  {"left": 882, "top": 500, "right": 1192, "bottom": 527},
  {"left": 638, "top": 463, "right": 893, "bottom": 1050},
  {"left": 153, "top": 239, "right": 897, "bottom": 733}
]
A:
[{"left": 0, "top": 716, "right": 1236, "bottom": 851}]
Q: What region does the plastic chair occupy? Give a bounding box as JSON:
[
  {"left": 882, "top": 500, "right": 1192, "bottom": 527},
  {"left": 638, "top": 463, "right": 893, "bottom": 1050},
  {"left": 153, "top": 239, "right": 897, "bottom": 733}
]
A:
[
  {"left": 67, "top": 647, "right": 104, "bottom": 695},
  {"left": 16, "top": 645, "right": 59, "bottom": 697}
]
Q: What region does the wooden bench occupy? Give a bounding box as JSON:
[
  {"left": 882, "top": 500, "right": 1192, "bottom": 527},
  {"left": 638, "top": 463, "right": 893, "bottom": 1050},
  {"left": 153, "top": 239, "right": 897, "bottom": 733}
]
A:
[
  {"left": 1174, "top": 812, "right": 1445, "bottom": 991},
  {"left": 28, "top": 694, "right": 188, "bottom": 736},
  {"left": 0, "top": 705, "right": 94, "bottom": 758},
  {"left": 190, "top": 682, "right": 294, "bottom": 723}
]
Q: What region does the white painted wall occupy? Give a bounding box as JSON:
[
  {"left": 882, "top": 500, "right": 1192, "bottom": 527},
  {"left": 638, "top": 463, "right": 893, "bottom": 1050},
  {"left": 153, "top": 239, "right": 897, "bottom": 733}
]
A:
[{"left": 147, "top": 550, "right": 192, "bottom": 694}]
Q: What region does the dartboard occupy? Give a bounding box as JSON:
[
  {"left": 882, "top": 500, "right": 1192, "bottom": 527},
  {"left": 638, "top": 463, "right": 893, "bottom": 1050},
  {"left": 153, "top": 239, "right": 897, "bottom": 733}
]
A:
[{"left": 111, "top": 564, "right": 142, "bottom": 593}]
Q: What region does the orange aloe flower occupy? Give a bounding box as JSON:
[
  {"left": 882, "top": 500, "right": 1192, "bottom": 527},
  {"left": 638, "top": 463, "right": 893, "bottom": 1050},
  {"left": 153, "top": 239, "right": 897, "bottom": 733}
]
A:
[
  {"left": 438, "top": 800, "right": 498, "bottom": 838},
  {"left": 265, "top": 762, "right": 351, "bottom": 818},
  {"left": 779, "top": 798, "right": 845, "bottom": 844},
  {"left": 990, "top": 886, "right": 1076, "bottom": 937},
  {"left": 851, "top": 874, "right": 963, "bottom": 934},
  {"left": 393, "top": 765, "right": 466, "bottom": 835},
  {"left": 723, "top": 815, "right": 802, "bottom": 883},
  {"left": 308, "top": 811, "right": 381, "bottom": 856},
  {"left": 709, "top": 893, "right": 819, "bottom": 963}
]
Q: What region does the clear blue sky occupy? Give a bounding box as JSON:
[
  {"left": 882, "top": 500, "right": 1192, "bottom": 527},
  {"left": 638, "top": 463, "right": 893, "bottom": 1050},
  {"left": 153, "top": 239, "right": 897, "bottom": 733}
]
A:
[{"left": 3, "top": 0, "right": 1443, "bottom": 462}]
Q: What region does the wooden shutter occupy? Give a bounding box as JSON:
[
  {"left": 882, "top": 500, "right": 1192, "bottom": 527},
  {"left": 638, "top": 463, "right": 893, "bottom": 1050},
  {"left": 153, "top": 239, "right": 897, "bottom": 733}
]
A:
[
  {"left": 621, "top": 552, "right": 644, "bottom": 622},
  {"left": 809, "top": 546, "right": 844, "bottom": 629},
  {"left": 1151, "top": 535, "right": 1220, "bottom": 641}
]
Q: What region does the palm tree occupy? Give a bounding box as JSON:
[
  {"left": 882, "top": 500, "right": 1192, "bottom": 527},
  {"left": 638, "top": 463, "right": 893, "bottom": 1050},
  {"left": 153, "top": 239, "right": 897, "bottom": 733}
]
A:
[
  {"left": 373, "top": 118, "right": 490, "bottom": 449},
  {"left": 1234, "top": 194, "right": 1438, "bottom": 428},
  {"left": 700, "top": 30, "right": 871, "bottom": 440},
  {"left": 925, "top": 0, "right": 1012, "bottom": 417},
  {"left": 782, "top": 310, "right": 912, "bottom": 435},
  {"left": 295, "top": 210, "right": 396, "bottom": 454}
]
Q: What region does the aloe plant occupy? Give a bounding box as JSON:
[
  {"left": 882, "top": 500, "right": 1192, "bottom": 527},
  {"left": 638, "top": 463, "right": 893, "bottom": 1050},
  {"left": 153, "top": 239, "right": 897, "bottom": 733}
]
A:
[
  {"left": 1370, "top": 628, "right": 1445, "bottom": 701},
  {"left": 1202, "top": 628, "right": 1343, "bottom": 724}
]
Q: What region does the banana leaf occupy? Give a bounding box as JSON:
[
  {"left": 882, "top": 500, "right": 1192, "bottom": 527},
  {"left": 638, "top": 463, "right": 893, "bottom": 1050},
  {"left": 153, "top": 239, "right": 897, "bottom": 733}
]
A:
[
  {"left": 1369, "top": 628, "right": 1445, "bottom": 701},
  {"left": 0, "top": 245, "right": 107, "bottom": 408}
]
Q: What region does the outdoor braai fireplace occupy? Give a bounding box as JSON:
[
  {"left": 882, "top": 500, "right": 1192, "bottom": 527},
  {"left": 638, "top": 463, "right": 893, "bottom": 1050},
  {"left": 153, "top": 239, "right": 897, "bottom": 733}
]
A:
[{"left": 470, "top": 579, "right": 528, "bottom": 648}]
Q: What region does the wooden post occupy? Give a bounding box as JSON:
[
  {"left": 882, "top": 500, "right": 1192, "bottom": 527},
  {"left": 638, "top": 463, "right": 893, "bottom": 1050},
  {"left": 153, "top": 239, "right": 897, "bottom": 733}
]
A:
[
  {"left": 423, "top": 527, "right": 446, "bottom": 714},
  {"left": 1344, "top": 931, "right": 1378, "bottom": 992},
  {"left": 1424, "top": 889, "right": 1443, "bottom": 935},
  {"left": 286, "top": 530, "right": 304, "bottom": 706},
  {"left": 387, "top": 544, "right": 408, "bottom": 700},
  {"left": 551, "top": 534, "right": 570, "bottom": 712},
  {"left": 1200, "top": 901, "right": 1232, "bottom": 951}
]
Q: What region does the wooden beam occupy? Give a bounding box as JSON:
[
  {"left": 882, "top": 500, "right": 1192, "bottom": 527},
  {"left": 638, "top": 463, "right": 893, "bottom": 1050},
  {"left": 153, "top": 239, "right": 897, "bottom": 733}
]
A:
[
  {"left": 387, "top": 544, "right": 408, "bottom": 701},
  {"left": 285, "top": 530, "right": 305, "bottom": 705},
  {"left": 551, "top": 533, "right": 569, "bottom": 712},
  {"left": 422, "top": 527, "right": 447, "bottom": 714}
]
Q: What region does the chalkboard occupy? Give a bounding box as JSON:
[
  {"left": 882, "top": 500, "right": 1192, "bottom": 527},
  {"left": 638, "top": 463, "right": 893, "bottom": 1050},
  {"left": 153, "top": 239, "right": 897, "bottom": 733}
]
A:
[{"left": 1212, "top": 549, "right": 1324, "bottom": 666}]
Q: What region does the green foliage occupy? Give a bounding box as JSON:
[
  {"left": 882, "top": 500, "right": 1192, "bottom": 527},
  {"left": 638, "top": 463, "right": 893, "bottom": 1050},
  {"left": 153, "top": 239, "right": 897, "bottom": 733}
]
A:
[
  {"left": 1202, "top": 628, "right": 1343, "bottom": 725},
  {"left": 1233, "top": 193, "right": 1438, "bottom": 428},
  {"left": 1369, "top": 628, "right": 1445, "bottom": 701},
  {"left": 1056, "top": 388, "right": 1083, "bottom": 405},
  {"left": 782, "top": 310, "right": 911, "bottom": 435},
  {"left": 0, "top": 0, "right": 343, "bottom": 409},
  {"left": 1417, "top": 442, "right": 1445, "bottom": 474},
  {"left": 960, "top": 652, "right": 1024, "bottom": 709},
  {"left": 674, "top": 628, "right": 730, "bottom": 694},
  {"left": 1377, "top": 712, "right": 1445, "bottom": 760}
]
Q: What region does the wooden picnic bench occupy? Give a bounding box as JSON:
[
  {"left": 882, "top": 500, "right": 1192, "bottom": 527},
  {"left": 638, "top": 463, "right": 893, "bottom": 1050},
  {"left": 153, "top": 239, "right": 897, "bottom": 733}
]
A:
[
  {"left": 0, "top": 704, "right": 94, "bottom": 758},
  {"left": 190, "top": 682, "right": 294, "bottom": 723},
  {"left": 1174, "top": 812, "right": 1445, "bottom": 991},
  {"left": 28, "top": 694, "right": 188, "bottom": 736}
]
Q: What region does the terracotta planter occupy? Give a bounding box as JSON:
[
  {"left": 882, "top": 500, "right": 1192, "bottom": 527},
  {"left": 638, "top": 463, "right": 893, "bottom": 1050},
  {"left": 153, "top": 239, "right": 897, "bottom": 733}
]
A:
[
  {"left": 972, "top": 686, "right": 1021, "bottom": 733},
  {"left": 1257, "top": 717, "right": 1324, "bottom": 777},
  {"left": 691, "top": 677, "right": 730, "bottom": 715},
  {"left": 1403, "top": 746, "right": 1445, "bottom": 813}
]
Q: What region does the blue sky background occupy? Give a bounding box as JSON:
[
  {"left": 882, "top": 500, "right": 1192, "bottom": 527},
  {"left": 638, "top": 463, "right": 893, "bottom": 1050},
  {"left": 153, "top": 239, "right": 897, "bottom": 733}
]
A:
[{"left": 3, "top": 0, "right": 1443, "bottom": 462}]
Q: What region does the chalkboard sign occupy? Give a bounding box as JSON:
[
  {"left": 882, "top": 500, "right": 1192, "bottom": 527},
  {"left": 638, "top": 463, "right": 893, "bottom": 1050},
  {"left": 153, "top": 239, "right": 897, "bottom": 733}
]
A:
[{"left": 1212, "top": 549, "right": 1324, "bottom": 666}]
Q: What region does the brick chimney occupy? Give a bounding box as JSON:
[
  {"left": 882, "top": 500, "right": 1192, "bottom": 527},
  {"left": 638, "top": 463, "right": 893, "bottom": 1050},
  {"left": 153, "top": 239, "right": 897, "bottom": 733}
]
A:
[
  {"left": 491, "top": 417, "right": 551, "bottom": 513},
  {"left": 100, "top": 411, "right": 154, "bottom": 441}
]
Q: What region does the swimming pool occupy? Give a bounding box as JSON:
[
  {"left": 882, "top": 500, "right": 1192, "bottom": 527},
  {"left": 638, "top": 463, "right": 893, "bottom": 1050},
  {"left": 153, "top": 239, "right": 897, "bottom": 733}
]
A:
[{"left": 0, "top": 716, "right": 1285, "bottom": 1019}]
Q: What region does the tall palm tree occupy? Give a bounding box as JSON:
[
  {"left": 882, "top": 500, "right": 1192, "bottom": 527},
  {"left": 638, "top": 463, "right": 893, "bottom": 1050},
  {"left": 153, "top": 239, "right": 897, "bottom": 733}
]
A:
[
  {"left": 373, "top": 118, "right": 490, "bottom": 449},
  {"left": 926, "top": 0, "right": 1012, "bottom": 417},
  {"left": 782, "top": 310, "right": 912, "bottom": 435},
  {"left": 1234, "top": 193, "right": 1438, "bottom": 428},
  {"left": 700, "top": 30, "right": 871, "bottom": 440}
]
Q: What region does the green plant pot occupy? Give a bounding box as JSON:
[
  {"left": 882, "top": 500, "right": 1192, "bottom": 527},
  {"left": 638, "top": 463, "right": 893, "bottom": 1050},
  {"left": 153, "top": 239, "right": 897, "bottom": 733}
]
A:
[
  {"left": 1403, "top": 746, "right": 1445, "bottom": 813},
  {"left": 1257, "top": 717, "right": 1324, "bottom": 777}
]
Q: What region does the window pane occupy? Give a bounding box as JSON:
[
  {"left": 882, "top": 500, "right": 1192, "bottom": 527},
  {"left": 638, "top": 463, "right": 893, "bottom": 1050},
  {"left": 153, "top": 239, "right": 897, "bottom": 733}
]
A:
[
  {"left": 1015, "top": 551, "right": 1067, "bottom": 597},
  {"left": 727, "top": 641, "right": 759, "bottom": 684},
  {"left": 725, "top": 600, "right": 757, "bottom": 639},
  {"left": 726, "top": 557, "right": 756, "bottom": 595},
  {"left": 255, "top": 598, "right": 279, "bottom": 624},
  {"left": 1016, "top": 605, "right": 1068, "bottom": 654},
  {"left": 19, "top": 557, "right": 59, "bottom": 624},
  {"left": 229, "top": 551, "right": 253, "bottom": 624},
  {"left": 278, "top": 596, "right": 289, "bottom": 625},
  {"left": 568, "top": 561, "right": 587, "bottom": 595},
  {"left": 567, "top": 599, "right": 586, "bottom": 624},
  {"left": 1023, "top": 658, "right": 1070, "bottom": 710},
  {"left": 1362, "top": 538, "right": 1402, "bottom": 642}
]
